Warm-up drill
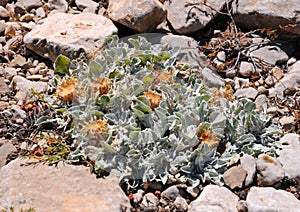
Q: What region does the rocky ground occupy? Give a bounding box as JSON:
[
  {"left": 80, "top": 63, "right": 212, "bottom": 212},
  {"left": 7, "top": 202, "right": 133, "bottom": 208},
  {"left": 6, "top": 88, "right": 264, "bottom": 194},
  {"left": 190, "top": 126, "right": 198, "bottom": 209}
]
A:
[{"left": 0, "top": 0, "right": 300, "bottom": 211}]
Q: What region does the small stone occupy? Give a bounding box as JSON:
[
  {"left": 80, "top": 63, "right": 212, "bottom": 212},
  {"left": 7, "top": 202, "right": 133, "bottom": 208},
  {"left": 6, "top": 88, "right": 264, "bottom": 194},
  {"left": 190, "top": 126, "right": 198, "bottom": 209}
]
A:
[
  {"left": 0, "top": 101, "right": 9, "bottom": 110},
  {"left": 287, "top": 57, "right": 297, "bottom": 66},
  {"left": 35, "top": 7, "right": 46, "bottom": 18},
  {"left": 200, "top": 68, "right": 225, "bottom": 88},
  {"left": 47, "top": 0, "right": 68, "bottom": 11},
  {"left": 246, "top": 187, "right": 300, "bottom": 212},
  {"left": 173, "top": 196, "right": 188, "bottom": 211},
  {"left": 39, "top": 68, "right": 49, "bottom": 75},
  {"left": 280, "top": 133, "right": 300, "bottom": 147},
  {"left": 256, "top": 154, "right": 285, "bottom": 186},
  {"left": 20, "top": 141, "right": 28, "bottom": 150},
  {"left": 225, "top": 68, "right": 237, "bottom": 78},
  {"left": 40, "top": 76, "right": 49, "bottom": 82},
  {"left": 14, "top": 91, "right": 27, "bottom": 105},
  {"left": 16, "top": 0, "right": 43, "bottom": 11},
  {"left": 0, "top": 6, "right": 9, "bottom": 19},
  {"left": 279, "top": 116, "right": 295, "bottom": 129},
  {"left": 265, "top": 75, "right": 276, "bottom": 87},
  {"left": 216, "top": 51, "right": 226, "bottom": 62},
  {"left": 239, "top": 61, "right": 255, "bottom": 77},
  {"left": 234, "top": 77, "right": 249, "bottom": 90},
  {"left": 240, "top": 154, "right": 256, "bottom": 187},
  {"left": 257, "top": 86, "right": 268, "bottom": 95},
  {"left": 255, "top": 94, "right": 268, "bottom": 111},
  {"left": 0, "top": 77, "right": 11, "bottom": 95},
  {"left": 133, "top": 189, "right": 144, "bottom": 204},
  {"left": 223, "top": 165, "right": 247, "bottom": 189},
  {"left": 10, "top": 105, "right": 27, "bottom": 119},
  {"left": 4, "top": 23, "right": 15, "bottom": 38},
  {"left": 234, "top": 87, "right": 258, "bottom": 99},
  {"left": 141, "top": 193, "right": 159, "bottom": 211},
  {"left": 236, "top": 200, "right": 248, "bottom": 212},
  {"left": 75, "top": 0, "right": 98, "bottom": 12},
  {"left": 15, "top": 118, "right": 24, "bottom": 124},
  {"left": 278, "top": 147, "right": 300, "bottom": 179},
  {"left": 19, "top": 13, "right": 35, "bottom": 22},
  {"left": 186, "top": 186, "right": 200, "bottom": 199},
  {"left": 10, "top": 75, "right": 48, "bottom": 95},
  {"left": 10, "top": 54, "right": 27, "bottom": 67},
  {"left": 0, "top": 142, "right": 17, "bottom": 168},
  {"left": 161, "top": 185, "right": 180, "bottom": 201},
  {"left": 271, "top": 66, "right": 284, "bottom": 81},
  {"left": 29, "top": 67, "right": 39, "bottom": 75},
  {"left": 26, "top": 74, "right": 43, "bottom": 81}
]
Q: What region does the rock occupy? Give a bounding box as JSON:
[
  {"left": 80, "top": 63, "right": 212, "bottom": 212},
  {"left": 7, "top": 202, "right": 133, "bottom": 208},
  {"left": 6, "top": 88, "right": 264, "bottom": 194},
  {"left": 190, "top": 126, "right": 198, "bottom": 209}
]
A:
[
  {"left": 108, "top": 0, "right": 166, "bottom": 32},
  {"left": 256, "top": 154, "right": 285, "bottom": 186},
  {"left": 47, "top": 0, "right": 68, "bottom": 12},
  {"left": 278, "top": 146, "right": 300, "bottom": 179},
  {"left": 240, "top": 154, "right": 256, "bottom": 187},
  {"left": 257, "top": 86, "right": 268, "bottom": 95},
  {"left": 234, "top": 87, "right": 258, "bottom": 99},
  {"left": 35, "top": 7, "right": 46, "bottom": 18},
  {"left": 271, "top": 66, "right": 284, "bottom": 81},
  {"left": 3, "top": 67, "right": 17, "bottom": 81},
  {"left": 14, "top": 91, "right": 27, "bottom": 105},
  {"left": 10, "top": 105, "right": 27, "bottom": 119},
  {"left": 160, "top": 34, "right": 207, "bottom": 71},
  {"left": 0, "top": 159, "right": 131, "bottom": 211},
  {"left": 9, "top": 54, "right": 27, "bottom": 67},
  {"left": 23, "top": 12, "right": 117, "bottom": 61},
  {"left": 0, "top": 0, "right": 8, "bottom": 7},
  {"left": 189, "top": 185, "right": 239, "bottom": 212},
  {"left": 280, "top": 133, "right": 300, "bottom": 147},
  {"left": 0, "top": 6, "right": 9, "bottom": 19},
  {"left": 0, "top": 77, "right": 11, "bottom": 95},
  {"left": 239, "top": 61, "right": 255, "bottom": 77},
  {"left": 140, "top": 192, "right": 159, "bottom": 211},
  {"left": 201, "top": 68, "right": 225, "bottom": 88},
  {"left": 255, "top": 94, "right": 268, "bottom": 111},
  {"left": 246, "top": 187, "right": 300, "bottom": 212},
  {"left": 234, "top": 77, "right": 249, "bottom": 90},
  {"left": 236, "top": 200, "right": 248, "bottom": 212},
  {"left": 186, "top": 186, "right": 200, "bottom": 199},
  {"left": 26, "top": 74, "right": 43, "bottom": 81},
  {"left": 133, "top": 189, "right": 144, "bottom": 204},
  {"left": 161, "top": 185, "right": 180, "bottom": 201},
  {"left": 269, "top": 60, "right": 300, "bottom": 99},
  {"left": 265, "top": 75, "right": 276, "bottom": 87},
  {"left": 233, "top": 0, "right": 300, "bottom": 39},
  {"left": 279, "top": 116, "right": 295, "bottom": 130},
  {"left": 10, "top": 75, "right": 48, "bottom": 95},
  {"left": 0, "top": 142, "right": 17, "bottom": 168},
  {"left": 249, "top": 46, "right": 289, "bottom": 65},
  {"left": 223, "top": 165, "right": 247, "bottom": 189},
  {"left": 75, "top": 0, "right": 98, "bottom": 12},
  {"left": 4, "top": 23, "right": 16, "bottom": 38},
  {"left": 15, "top": 0, "right": 43, "bottom": 11},
  {"left": 19, "top": 13, "right": 35, "bottom": 22},
  {"left": 173, "top": 196, "right": 188, "bottom": 211},
  {"left": 166, "top": 0, "right": 226, "bottom": 34}
]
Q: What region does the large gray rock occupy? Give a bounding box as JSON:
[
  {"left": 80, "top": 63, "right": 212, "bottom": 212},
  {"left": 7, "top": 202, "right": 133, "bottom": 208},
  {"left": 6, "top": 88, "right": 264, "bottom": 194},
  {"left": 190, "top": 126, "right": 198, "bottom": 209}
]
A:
[
  {"left": 256, "top": 154, "right": 285, "bottom": 186},
  {"left": 165, "top": 0, "right": 226, "bottom": 34},
  {"left": 189, "top": 185, "right": 239, "bottom": 212},
  {"left": 0, "top": 158, "right": 130, "bottom": 211},
  {"left": 23, "top": 12, "right": 117, "bottom": 61},
  {"left": 233, "top": 0, "right": 300, "bottom": 38},
  {"left": 249, "top": 46, "right": 289, "bottom": 65},
  {"left": 108, "top": 0, "right": 166, "bottom": 32},
  {"left": 246, "top": 187, "right": 300, "bottom": 212}
]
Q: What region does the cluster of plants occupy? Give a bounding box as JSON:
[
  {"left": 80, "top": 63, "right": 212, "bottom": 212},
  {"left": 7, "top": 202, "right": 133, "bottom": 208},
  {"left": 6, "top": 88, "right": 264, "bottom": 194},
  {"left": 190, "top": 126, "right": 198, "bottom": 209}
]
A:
[{"left": 35, "top": 36, "right": 282, "bottom": 187}]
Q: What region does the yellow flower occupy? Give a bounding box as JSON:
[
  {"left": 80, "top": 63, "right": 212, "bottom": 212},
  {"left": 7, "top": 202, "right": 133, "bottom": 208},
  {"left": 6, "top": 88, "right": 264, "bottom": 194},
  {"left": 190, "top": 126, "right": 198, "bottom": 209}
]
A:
[
  {"left": 81, "top": 120, "right": 108, "bottom": 135},
  {"left": 92, "top": 77, "right": 111, "bottom": 96},
  {"left": 55, "top": 77, "right": 81, "bottom": 101},
  {"left": 144, "top": 89, "right": 162, "bottom": 110}
]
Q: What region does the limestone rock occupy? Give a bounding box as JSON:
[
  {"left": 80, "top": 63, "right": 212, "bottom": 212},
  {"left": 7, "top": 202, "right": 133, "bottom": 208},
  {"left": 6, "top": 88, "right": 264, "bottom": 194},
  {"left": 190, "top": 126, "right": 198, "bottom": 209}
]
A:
[
  {"left": 166, "top": 0, "right": 226, "bottom": 34},
  {"left": 75, "top": 0, "right": 98, "bottom": 12},
  {"left": 140, "top": 193, "right": 159, "bottom": 211},
  {"left": 256, "top": 154, "right": 285, "bottom": 186},
  {"left": 280, "top": 133, "right": 300, "bottom": 148},
  {"left": 47, "top": 0, "right": 68, "bottom": 12},
  {"left": 223, "top": 165, "right": 247, "bottom": 189},
  {"left": 240, "top": 154, "right": 256, "bottom": 187},
  {"left": 201, "top": 68, "right": 225, "bottom": 88},
  {"left": 173, "top": 196, "right": 188, "bottom": 211},
  {"left": 233, "top": 0, "right": 300, "bottom": 38},
  {"left": 249, "top": 46, "right": 289, "bottom": 65},
  {"left": 0, "top": 158, "right": 131, "bottom": 211},
  {"left": 269, "top": 60, "right": 300, "bottom": 99},
  {"left": 0, "top": 6, "right": 9, "bottom": 19},
  {"left": 0, "top": 77, "right": 11, "bottom": 96},
  {"left": 239, "top": 61, "right": 255, "bottom": 77},
  {"left": 255, "top": 94, "right": 268, "bottom": 111},
  {"left": 10, "top": 75, "right": 48, "bottom": 96},
  {"left": 108, "top": 0, "right": 166, "bottom": 32},
  {"left": 0, "top": 142, "right": 17, "bottom": 168},
  {"left": 189, "top": 185, "right": 239, "bottom": 212},
  {"left": 161, "top": 185, "right": 180, "bottom": 201},
  {"left": 23, "top": 12, "right": 117, "bottom": 61},
  {"left": 278, "top": 146, "right": 300, "bottom": 179},
  {"left": 246, "top": 187, "right": 300, "bottom": 212},
  {"left": 234, "top": 87, "right": 258, "bottom": 99},
  {"left": 15, "top": 0, "right": 43, "bottom": 11}
]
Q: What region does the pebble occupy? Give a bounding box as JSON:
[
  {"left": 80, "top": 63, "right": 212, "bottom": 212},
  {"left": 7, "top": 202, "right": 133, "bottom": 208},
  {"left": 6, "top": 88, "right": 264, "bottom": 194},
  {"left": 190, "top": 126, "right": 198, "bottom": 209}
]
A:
[
  {"left": 280, "top": 133, "right": 300, "bottom": 147},
  {"left": 234, "top": 87, "right": 258, "bottom": 99},
  {"left": 161, "top": 185, "right": 181, "bottom": 201},
  {"left": 234, "top": 77, "right": 249, "bottom": 90},
  {"left": 279, "top": 116, "right": 295, "bottom": 130},
  {"left": 271, "top": 66, "right": 284, "bottom": 80},
  {"left": 240, "top": 154, "right": 256, "bottom": 187},
  {"left": 255, "top": 94, "right": 268, "bottom": 111},
  {"left": 35, "top": 7, "right": 46, "bottom": 18},
  {"left": 265, "top": 75, "right": 276, "bottom": 87},
  {"left": 10, "top": 105, "right": 27, "bottom": 119},
  {"left": 186, "top": 186, "right": 200, "bottom": 199},
  {"left": 239, "top": 61, "right": 255, "bottom": 77},
  {"left": 133, "top": 189, "right": 144, "bottom": 204},
  {"left": 257, "top": 86, "right": 268, "bottom": 95},
  {"left": 26, "top": 74, "right": 43, "bottom": 81},
  {"left": 15, "top": 118, "right": 24, "bottom": 124},
  {"left": 19, "top": 13, "right": 35, "bottom": 22},
  {"left": 0, "top": 6, "right": 9, "bottom": 19},
  {"left": 4, "top": 23, "right": 16, "bottom": 38},
  {"left": 5, "top": 67, "right": 19, "bottom": 80},
  {"left": 10, "top": 54, "right": 27, "bottom": 67}
]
